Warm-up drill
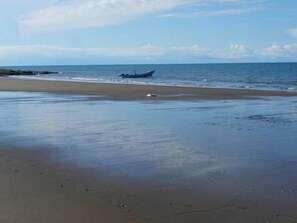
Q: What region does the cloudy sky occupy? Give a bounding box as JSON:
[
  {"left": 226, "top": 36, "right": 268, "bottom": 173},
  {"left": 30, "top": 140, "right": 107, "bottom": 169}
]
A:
[{"left": 0, "top": 0, "right": 296, "bottom": 65}]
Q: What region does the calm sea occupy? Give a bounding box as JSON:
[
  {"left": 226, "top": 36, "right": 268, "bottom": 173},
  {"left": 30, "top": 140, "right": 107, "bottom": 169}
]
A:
[{"left": 4, "top": 63, "right": 297, "bottom": 91}]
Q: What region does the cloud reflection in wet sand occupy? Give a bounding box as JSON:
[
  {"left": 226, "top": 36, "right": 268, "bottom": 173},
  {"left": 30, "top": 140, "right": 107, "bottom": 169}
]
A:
[{"left": 0, "top": 92, "right": 296, "bottom": 181}]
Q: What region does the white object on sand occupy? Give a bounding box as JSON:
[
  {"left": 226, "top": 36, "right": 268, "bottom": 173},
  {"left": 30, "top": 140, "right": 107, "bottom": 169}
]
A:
[{"left": 146, "top": 94, "right": 157, "bottom": 97}]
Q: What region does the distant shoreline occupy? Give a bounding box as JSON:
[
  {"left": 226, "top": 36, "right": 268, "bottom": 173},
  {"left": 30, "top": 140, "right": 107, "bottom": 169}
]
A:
[
  {"left": 0, "top": 79, "right": 296, "bottom": 100},
  {"left": 0, "top": 69, "right": 58, "bottom": 76}
]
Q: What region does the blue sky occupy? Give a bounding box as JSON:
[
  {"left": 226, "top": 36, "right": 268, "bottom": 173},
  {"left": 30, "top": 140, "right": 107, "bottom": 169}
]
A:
[{"left": 0, "top": 0, "right": 297, "bottom": 65}]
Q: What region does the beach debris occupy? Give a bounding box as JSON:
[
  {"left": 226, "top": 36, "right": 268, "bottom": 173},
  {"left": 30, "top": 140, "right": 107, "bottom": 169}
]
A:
[{"left": 146, "top": 94, "right": 157, "bottom": 97}]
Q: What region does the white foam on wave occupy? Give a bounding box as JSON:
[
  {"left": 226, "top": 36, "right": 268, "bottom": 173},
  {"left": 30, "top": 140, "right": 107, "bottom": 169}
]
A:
[
  {"left": 71, "top": 77, "right": 100, "bottom": 81},
  {"left": 287, "top": 87, "right": 297, "bottom": 91}
]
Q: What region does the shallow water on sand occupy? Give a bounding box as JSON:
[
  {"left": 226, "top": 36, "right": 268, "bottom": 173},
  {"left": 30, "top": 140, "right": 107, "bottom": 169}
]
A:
[
  {"left": 1, "top": 91, "right": 297, "bottom": 221},
  {"left": 0, "top": 92, "right": 296, "bottom": 180}
]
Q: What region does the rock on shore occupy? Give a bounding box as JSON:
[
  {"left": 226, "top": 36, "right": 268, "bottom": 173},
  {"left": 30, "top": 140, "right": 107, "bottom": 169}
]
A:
[{"left": 0, "top": 69, "right": 58, "bottom": 76}]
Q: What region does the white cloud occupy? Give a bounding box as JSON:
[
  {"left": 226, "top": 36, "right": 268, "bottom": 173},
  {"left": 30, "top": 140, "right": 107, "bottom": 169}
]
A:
[
  {"left": 1, "top": 42, "right": 296, "bottom": 63},
  {"left": 287, "top": 28, "right": 297, "bottom": 38},
  {"left": 262, "top": 43, "right": 282, "bottom": 56},
  {"left": 230, "top": 44, "right": 254, "bottom": 57},
  {"left": 227, "top": 43, "right": 297, "bottom": 60},
  {"left": 161, "top": 6, "right": 261, "bottom": 18},
  {"left": 262, "top": 43, "right": 297, "bottom": 58},
  {"left": 18, "top": 0, "right": 265, "bottom": 34},
  {"left": 0, "top": 44, "right": 206, "bottom": 58},
  {"left": 160, "top": 0, "right": 264, "bottom": 18},
  {"left": 19, "top": 0, "right": 186, "bottom": 34}
]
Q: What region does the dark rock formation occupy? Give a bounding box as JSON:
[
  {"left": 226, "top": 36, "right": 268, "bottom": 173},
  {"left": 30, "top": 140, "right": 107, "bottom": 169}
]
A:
[{"left": 0, "top": 69, "right": 58, "bottom": 76}]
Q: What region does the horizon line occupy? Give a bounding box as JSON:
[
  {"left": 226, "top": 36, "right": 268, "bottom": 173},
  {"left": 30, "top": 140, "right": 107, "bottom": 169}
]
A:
[{"left": 2, "top": 61, "right": 297, "bottom": 67}]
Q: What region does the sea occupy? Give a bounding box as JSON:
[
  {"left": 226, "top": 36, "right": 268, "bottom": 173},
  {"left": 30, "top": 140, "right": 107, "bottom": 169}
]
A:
[{"left": 4, "top": 63, "right": 297, "bottom": 91}]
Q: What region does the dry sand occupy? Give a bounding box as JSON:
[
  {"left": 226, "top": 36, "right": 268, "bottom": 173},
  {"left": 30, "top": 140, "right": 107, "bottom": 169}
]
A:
[{"left": 0, "top": 79, "right": 297, "bottom": 100}]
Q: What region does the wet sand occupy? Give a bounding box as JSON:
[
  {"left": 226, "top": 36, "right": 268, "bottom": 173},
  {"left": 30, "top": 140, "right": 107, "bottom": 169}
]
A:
[
  {"left": 0, "top": 78, "right": 297, "bottom": 100},
  {"left": 1, "top": 145, "right": 296, "bottom": 223},
  {"left": 0, "top": 83, "right": 297, "bottom": 223},
  {"left": 0, "top": 147, "right": 139, "bottom": 223}
]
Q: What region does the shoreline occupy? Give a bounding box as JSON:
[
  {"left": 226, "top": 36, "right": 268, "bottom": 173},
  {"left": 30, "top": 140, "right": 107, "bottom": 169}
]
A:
[{"left": 0, "top": 78, "right": 297, "bottom": 100}]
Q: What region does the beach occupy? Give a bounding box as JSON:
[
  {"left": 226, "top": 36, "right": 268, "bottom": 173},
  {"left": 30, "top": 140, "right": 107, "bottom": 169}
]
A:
[
  {"left": 0, "top": 79, "right": 297, "bottom": 100},
  {"left": 1, "top": 0, "right": 297, "bottom": 221},
  {"left": 0, "top": 79, "right": 297, "bottom": 223}
]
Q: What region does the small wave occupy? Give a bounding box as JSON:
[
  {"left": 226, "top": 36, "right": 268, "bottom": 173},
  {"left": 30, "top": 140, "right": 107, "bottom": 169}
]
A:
[
  {"left": 71, "top": 77, "right": 100, "bottom": 81},
  {"left": 8, "top": 75, "right": 42, "bottom": 80},
  {"left": 240, "top": 85, "right": 250, "bottom": 89},
  {"left": 247, "top": 80, "right": 296, "bottom": 86}
]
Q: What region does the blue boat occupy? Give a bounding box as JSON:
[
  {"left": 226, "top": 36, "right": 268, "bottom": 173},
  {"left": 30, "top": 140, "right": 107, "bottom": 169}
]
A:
[{"left": 120, "top": 70, "right": 155, "bottom": 78}]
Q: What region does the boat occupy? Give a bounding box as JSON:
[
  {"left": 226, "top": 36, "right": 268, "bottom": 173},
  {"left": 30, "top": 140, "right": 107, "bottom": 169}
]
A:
[{"left": 120, "top": 70, "right": 155, "bottom": 78}]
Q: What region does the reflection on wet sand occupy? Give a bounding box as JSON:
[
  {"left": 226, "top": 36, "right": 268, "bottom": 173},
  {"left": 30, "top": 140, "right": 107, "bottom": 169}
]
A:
[{"left": 0, "top": 92, "right": 296, "bottom": 222}]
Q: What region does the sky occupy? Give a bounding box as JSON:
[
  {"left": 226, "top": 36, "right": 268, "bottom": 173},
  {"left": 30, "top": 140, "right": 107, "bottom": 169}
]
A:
[{"left": 0, "top": 0, "right": 297, "bottom": 65}]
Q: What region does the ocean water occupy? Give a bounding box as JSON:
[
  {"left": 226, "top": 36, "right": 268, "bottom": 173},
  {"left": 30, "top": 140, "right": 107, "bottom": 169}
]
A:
[{"left": 4, "top": 63, "right": 297, "bottom": 91}]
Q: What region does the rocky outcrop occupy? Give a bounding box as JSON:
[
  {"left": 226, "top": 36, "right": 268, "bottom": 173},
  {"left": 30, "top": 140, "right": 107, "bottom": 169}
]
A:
[{"left": 0, "top": 69, "right": 58, "bottom": 76}]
